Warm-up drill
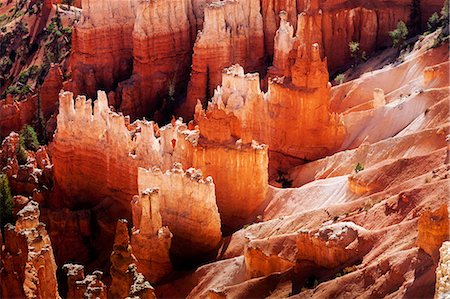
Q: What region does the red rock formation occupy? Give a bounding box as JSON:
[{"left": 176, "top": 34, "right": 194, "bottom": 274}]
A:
[
  {"left": 417, "top": 204, "right": 449, "bottom": 258},
  {"left": 182, "top": 0, "right": 265, "bottom": 119},
  {"left": 0, "top": 132, "right": 53, "bottom": 196},
  {"left": 63, "top": 264, "right": 107, "bottom": 299},
  {"left": 110, "top": 219, "right": 137, "bottom": 298},
  {"left": 195, "top": 59, "right": 345, "bottom": 165},
  {"left": 130, "top": 188, "right": 172, "bottom": 283},
  {"left": 138, "top": 164, "right": 221, "bottom": 257},
  {"left": 0, "top": 95, "right": 36, "bottom": 138},
  {"left": 262, "top": 0, "right": 412, "bottom": 70},
  {"left": 51, "top": 90, "right": 269, "bottom": 231},
  {"left": 126, "top": 264, "right": 156, "bottom": 299},
  {"left": 68, "top": 0, "right": 136, "bottom": 98},
  {"left": 0, "top": 201, "right": 60, "bottom": 299},
  {"left": 40, "top": 64, "right": 64, "bottom": 120},
  {"left": 119, "top": 0, "right": 196, "bottom": 119}
]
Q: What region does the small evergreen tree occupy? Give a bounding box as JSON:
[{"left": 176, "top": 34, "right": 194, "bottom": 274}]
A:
[
  {"left": 389, "top": 21, "right": 409, "bottom": 51},
  {"left": 355, "top": 162, "right": 364, "bottom": 173},
  {"left": 20, "top": 125, "right": 40, "bottom": 151},
  {"left": 0, "top": 174, "right": 13, "bottom": 231},
  {"left": 348, "top": 41, "right": 361, "bottom": 65},
  {"left": 334, "top": 74, "right": 346, "bottom": 85}
]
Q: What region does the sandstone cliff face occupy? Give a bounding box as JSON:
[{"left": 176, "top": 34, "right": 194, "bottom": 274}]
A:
[
  {"left": 51, "top": 90, "right": 269, "bottom": 232},
  {"left": 68, "top": 0, "right": 137, "bottom": 97},
  {"left": 0, "top": 201, "right": 60, "bottom": 299},
  {"left": 138, "top": 164, "right": 221, "bottom": 257},
  {"left": 436, "top": 241, "right": 450, "bottom": 299},
  {"left": 183, "top": 0, "right": 265, "bottom": 118},
  {"left": 417, "top": 204, "right": 449, "bottom": 258},
  {"left": 0, "top": 95, "right": 36, "bottom": 138},
  {"left": 196, "top": 59, "right": 345, "bottom": 165},
  {"left": 262, "top": 0, "right": 412, "bottom": 71},
  {"left": 130, "top": 188, "right": 173, "bottom": 283},
  {"left": 40, "top": 64, "right": 64, "bottom": 120},
  {"left": 119, "top": 0, "right": 196, "bottom": 119}
]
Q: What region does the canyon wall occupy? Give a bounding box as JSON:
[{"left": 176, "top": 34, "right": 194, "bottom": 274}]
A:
[
  {"left": 119, "top": 0, "right": 197, "bottom": 119},
  {"left": 130, "top": 188, "right": 173, "bottom": 283},
  {"left": 182, "top": 0, "right": 265, "bottom": 118},
  {"left": 69, "top": 0, "right": 137, "bottom": 97},
  {"left": 195, "top": 44, "right": 345, "bottom": 165},
  {"left": 51, "top": 90, "right": 268, "bottom": 234},
  {"left": 262, "top": 0, "right": 413, "bottom": 70}
]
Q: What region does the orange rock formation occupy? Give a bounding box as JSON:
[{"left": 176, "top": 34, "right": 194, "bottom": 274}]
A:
[
  {"left": 183, "top": 0, "right": 265, "bottom": 118},
  {"left": 130, "top": 188, "right": 172, "bottom": 283},
  {"left": 51, "top": 90, "right": 268, "bottom": 231},
  {"left": 0, "top": 201, "right": 60, "bottom": 299},
  {"left": 138, "top": 164, "right": 221, "bottom": 257}
]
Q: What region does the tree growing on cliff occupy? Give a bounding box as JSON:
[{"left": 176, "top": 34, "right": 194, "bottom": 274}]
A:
[
  {"left": 389, "top": 21, "right": 408, "bottom": 51},
  {"left": 0, "top": 173, "right": 13, "bottom": 231},
  {"left": 20, "top": 125, "right": 40, "bottom": 151},
  {"left": 334, "top": 74, "right": 346, "bottom": 85}
]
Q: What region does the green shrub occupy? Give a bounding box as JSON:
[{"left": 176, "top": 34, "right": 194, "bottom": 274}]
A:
[
  {"left": 334, "top": 73, "right": 346, "bottom": 85},
  {"left": 355, "top": 162, "right": 364, "bottom": 173},
  {"left": 20, "top": 125, "right": 40, "bottom": 151},
  {"left": 427, "top": 12, "right": 441, "bottom": 31},
  {"left": 389, "top": 21, "right": 409, "bottom": 50},
  {"left": 0, "top": 174, "right": 13, "bottom": 230}
]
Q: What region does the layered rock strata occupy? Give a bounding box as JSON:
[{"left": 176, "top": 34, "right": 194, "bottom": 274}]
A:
[
  {"left": 51, "top": 90, "right": 268, "bottom": 231},
  {"left": 183, "top": 0, "right": 265, "bottom": 118},
  {"left": 130, "top": 188, "right": 172, "bottom": 283},
  {"left": 262, "top": 0, "right": 411, "bottom": 70},
  {"left": 138, "top": 164, "right": 221, "bottom": 257},
  {"left": 69, "top": 0, "right": 137, "bottom": 97},
  {"left": 195, "top": 59, "right": 345, "bottom": 163},
  {"left": 0, "top": 201, "right": 60, "bottom": 299},
  {"left": 119, "top": 0, "right": 197, "bottom": 119}
]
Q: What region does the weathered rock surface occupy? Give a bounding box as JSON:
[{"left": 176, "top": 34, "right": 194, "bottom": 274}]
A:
[
  {"left": 130, "top": 188, "right": 172, "bottom": 283},
  {"left": 119, "top": 0, "right": 196, "bottom": 119},
  {"left": 51, "top": 90, "right": 268, "bottom": 232},
  {"left": 109, "top": 219, "right": 137, "bottom": 299},
  {"left": 138, "top": 164, "right": 221, "bottom": 257},
  {"left": 0, "top": 201, "right": 60, "bottom": 299},
  {"left": 0, "top": 95, "right": 36, "bottom": 138},
  {"left": 182, "top": 0, "right": 265, "bottom": 118},
  {"left": 63, "top": 264, "right": 107, "bottom": 299},
  {"left": 417, "top": 204, "right": 449, "bottom": 258},
  {"left": 435, "top": 241, "right": 450, "bottom": 299},
  {"left": 68, "top": 0, "right": 136, "bottom": 98}
]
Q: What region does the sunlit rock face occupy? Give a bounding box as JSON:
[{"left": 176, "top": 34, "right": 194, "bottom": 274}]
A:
[
  {"left": 119, "top": 0, "right": 197, "bottom": 119},
  {"left": 51, "top": 90, "right": 268, "bottom": 232},
  {"left": 138, "top": 164, "right": 222, "bottom": 258},
  {"left": 0, "top": 201, "right": 60, "bottom": 299},
  {"left": 69, "top": 0, "right": 137, "bottom": 97},
  {"left": 182, "top": 0, "right": 265, "bottom": 119}
]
